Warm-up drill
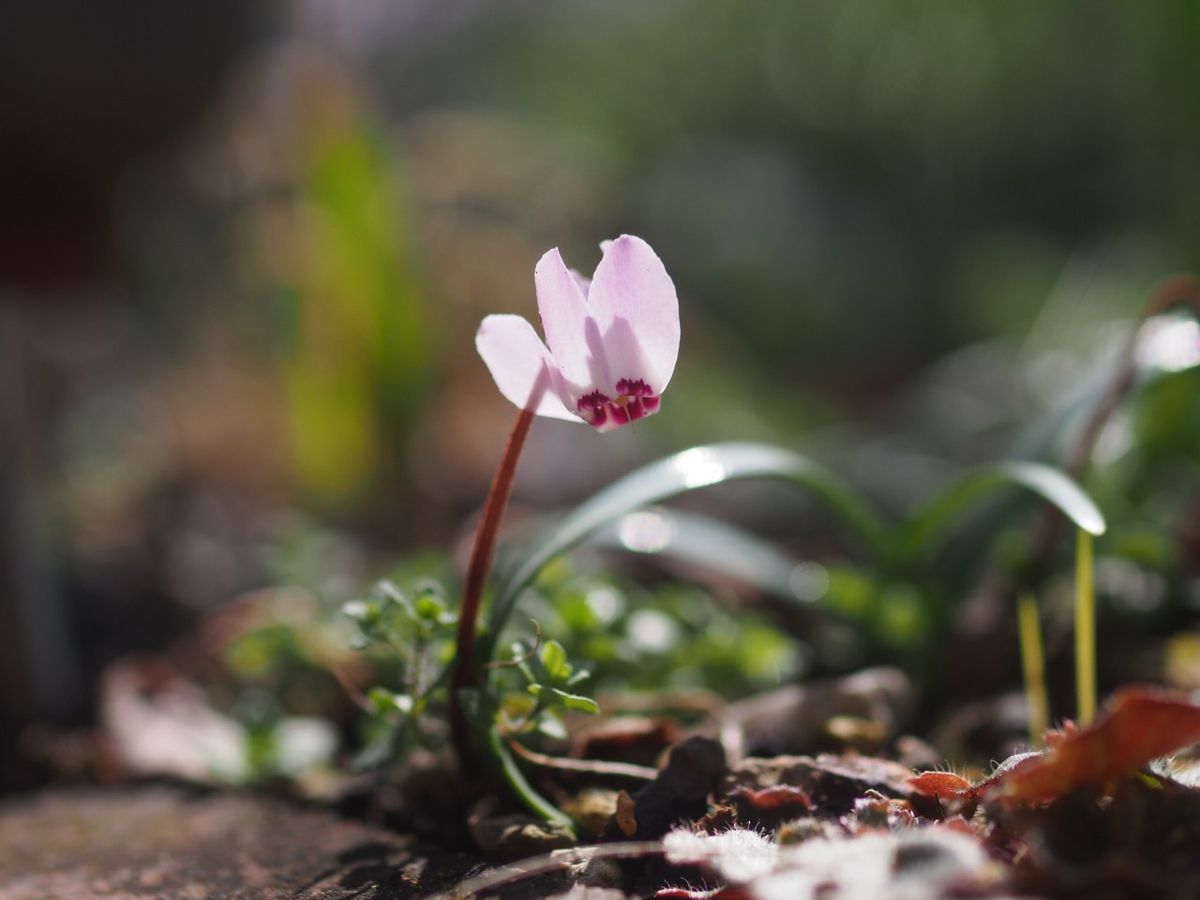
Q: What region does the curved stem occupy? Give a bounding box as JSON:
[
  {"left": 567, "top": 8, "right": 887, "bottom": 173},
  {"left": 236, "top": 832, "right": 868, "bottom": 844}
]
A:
[
  {"left": 488, "top": 726, "right": 575, "bottom": 830},
  {"left": 450, "top": 406, "right": 536, "bottom": 767}
]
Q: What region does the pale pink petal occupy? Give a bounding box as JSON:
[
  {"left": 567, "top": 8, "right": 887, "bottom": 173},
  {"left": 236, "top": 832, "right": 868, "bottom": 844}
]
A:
[
  {"left": 569, "top": 268, "right": 592, "bottom": 299},
  {"left": 586, "top": 235, "right": 680, "bottom": 393},
  {"left": 534, "top": 248, "right": 593, "bottom": 389},
  {"left": 475, "top": 314, "right": 578, "bottom": 421},
  {"left": 596, "top": 315, "right": 643, "bottom": 398}
]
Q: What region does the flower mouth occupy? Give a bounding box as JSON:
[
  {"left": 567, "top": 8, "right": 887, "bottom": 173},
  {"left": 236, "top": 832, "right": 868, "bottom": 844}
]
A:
[{"left": 576, "top": 378, "right": 661, "bottom": 429}]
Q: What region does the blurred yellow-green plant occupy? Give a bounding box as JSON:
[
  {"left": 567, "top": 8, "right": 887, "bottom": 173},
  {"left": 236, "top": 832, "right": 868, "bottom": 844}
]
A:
[{"left": 282, "top": 86, "right": 432, "bottom": 506}]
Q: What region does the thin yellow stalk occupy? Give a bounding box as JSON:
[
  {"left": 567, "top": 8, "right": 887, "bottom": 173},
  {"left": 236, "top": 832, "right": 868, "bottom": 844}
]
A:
[
  {"left": 1017, "top": 591, "right": 1049, "bottom": 745},
  {"left": 1074, "top": 528, "right": 1096, "bottom": 725}
]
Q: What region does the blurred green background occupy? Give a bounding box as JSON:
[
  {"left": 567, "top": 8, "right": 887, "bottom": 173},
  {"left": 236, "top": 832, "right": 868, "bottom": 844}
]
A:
[{"left": 2, "top": 1, "right": 1199, "bottom": 784}]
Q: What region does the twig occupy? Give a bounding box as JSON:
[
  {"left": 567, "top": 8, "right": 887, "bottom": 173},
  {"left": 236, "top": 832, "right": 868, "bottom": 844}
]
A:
[
  {"left": 505, "top": 738, "right": 659, "bottom": 781},
  {"left": 328, "top": 664, "right": 375, "bottom": 715},
  {"left": 594, "top": 687, "right": 728, "bottom": 717},
  {"left": 427, "top": 840, "right": 666, "bottom": 899},
  {"left": 481, "top": 620, "right": 542, "bottom": 671}
]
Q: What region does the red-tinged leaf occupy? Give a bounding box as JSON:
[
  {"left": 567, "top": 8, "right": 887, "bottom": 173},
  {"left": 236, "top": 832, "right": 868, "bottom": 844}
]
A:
[
  {"left": 727, "top": 785, "right": 813, "bottom": 831},
  {"left": 908, "top": 771, "right": 975, "bottom": 800},
  {"left": 992, "top": 686, "right": 1200, "bottom": 804},
  {"left": 907, "top": 770, "right": 989, "bottom": 820},
  {"left": 730, "top": 784, "right": 813, "bottom": 810},
  {"left": 1042, "top": 721, "right": 1079, "bottom": 748},
  {"left": 934, "top": 815, "right": 984, "bottom": 838}
]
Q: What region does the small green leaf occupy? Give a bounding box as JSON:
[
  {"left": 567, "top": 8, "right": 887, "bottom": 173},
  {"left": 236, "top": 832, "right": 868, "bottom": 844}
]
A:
[
  {"left": 500, "top": 692, "right": 537, "bottom": 720},
  {"left": 366, "top": 686, "right": 392, "bottom": 713},
  {"left": 537, "top": 713, "right": 568, "bottom": 740},
  {"left": 540, "top": 640, "right": 572, "bottom": 682},
  {"left": 341, "top": 599, "right": 375, "bottom": 622},
  {"left": 528, "top": 683, "right": 599, "bottom": 714},
  {"left": 376, "top": 580, "right": 415, "bottom": 616},
  {"left": 414, "top": 594, "right": 442, "bottom": 620},
  {"left": 413, "top": 586, "right": 457, "bottom": 627},
  {"left": 549, "top": 688, "right": 600, "bottom": 714},
  {"left": 366, "top": 687, "right": 413, "bottom": 716}
]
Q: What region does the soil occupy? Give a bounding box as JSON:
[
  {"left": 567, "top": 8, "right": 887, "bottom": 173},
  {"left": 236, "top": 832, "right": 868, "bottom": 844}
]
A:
[{"left": 6, "top": 683, "right": 1200, "bottom": 898}]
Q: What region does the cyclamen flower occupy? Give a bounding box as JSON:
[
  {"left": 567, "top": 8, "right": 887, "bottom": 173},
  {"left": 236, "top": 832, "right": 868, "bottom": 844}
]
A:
[{"left": 476, "top": 235, "right": 680, "bottom": 431}]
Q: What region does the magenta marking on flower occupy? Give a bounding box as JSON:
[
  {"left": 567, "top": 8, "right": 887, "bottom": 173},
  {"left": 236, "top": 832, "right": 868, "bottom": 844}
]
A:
[
  {"left": 576, "top": 390, "right": 610, "bottom": 428},
  {"left": 476, "top": 235, "right": 680, "bottom": 432},
  {"left": 575, "top": 379, "right": 661, "bottom": 428}
]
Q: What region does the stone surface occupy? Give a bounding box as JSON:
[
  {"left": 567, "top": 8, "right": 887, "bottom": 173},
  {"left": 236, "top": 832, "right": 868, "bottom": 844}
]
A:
[{"left": 0, "top": 783, "right": 483, "bottom": 898}]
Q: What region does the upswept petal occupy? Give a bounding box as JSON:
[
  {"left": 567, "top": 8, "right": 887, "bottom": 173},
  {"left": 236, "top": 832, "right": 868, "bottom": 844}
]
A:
[
  {"left": 569, "top": 269, "right": 592, "bottom": 299},
  {"left": 475, "top": 314, "right": 577, "bottom": 421},
  {"left": 596, "top": 315, "right": 644, "bottom": 399},
  {"left": 586, "top": 235, "right": 680, "bottom": 393},
  {"left": 534, "top": 248, "right": 593, "bottom": 390}
]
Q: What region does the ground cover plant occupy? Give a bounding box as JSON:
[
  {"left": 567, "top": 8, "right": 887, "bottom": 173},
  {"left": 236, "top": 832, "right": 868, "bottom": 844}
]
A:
[{"left": 75, "top": 248, "right": 1200, "bottom": 898}]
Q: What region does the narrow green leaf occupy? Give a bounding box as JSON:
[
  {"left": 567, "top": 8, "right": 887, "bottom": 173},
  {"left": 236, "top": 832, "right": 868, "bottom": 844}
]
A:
[
  {"left": 487, "top": 726, "right": 574, "bottom": 829},
  {"left": 481, "top": 442, "right": 887, "bottom": 657},
  {"left": 590, "top": 507, "right": 812, "bottom": 606},
  {"left": 899, "top": 460, "right": 1106, "bottom": 562}
]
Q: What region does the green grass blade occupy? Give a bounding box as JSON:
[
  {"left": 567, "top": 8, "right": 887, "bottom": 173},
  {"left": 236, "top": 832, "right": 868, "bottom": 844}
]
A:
[
  {"left": 480, "top": 442, "right": 887, "bottom": 657},
  {"left": 898, "top": 460, "right": 1106, "bottom": 563},
  {"left": 590, "top": 507, "right": 817, "bottom": 606}
]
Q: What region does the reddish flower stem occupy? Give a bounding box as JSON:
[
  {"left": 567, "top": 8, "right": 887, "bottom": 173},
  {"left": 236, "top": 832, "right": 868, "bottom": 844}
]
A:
[{"left": 451, "top": 405, "right": 536, "bottom": 767}]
